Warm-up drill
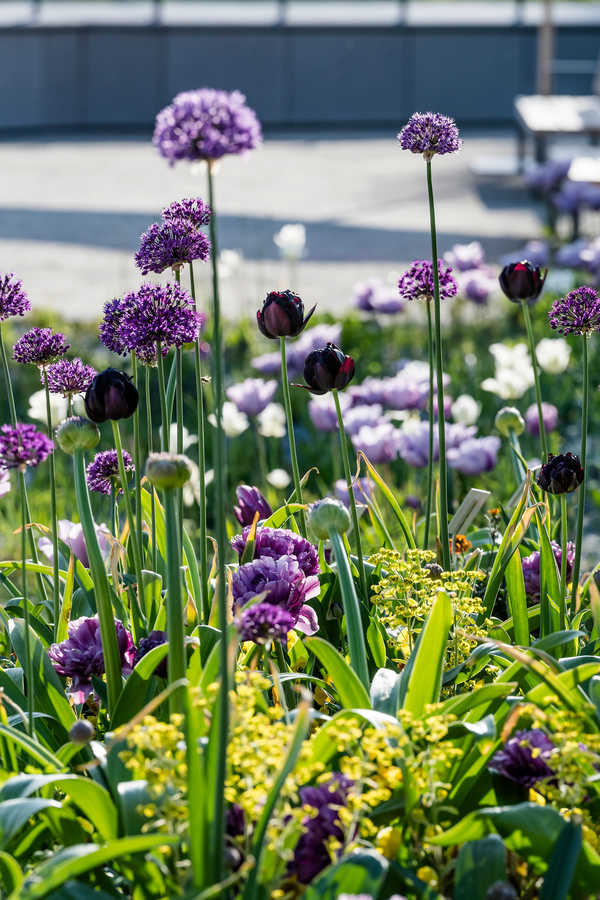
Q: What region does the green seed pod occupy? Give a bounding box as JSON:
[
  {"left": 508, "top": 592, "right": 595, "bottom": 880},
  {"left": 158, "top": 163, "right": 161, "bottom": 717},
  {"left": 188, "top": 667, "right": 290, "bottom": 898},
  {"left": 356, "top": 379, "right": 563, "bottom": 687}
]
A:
[
  {"left": 309, "top": 497, "right": 351, "bottom": 540},
  {"left": 145, "top": 452, "right": 192, "bottom": 491},
  {"left": 69, "top": 719, "right": 95, "bottom": 745},
  {"left": 55, "top": 417, "right": 101, "bottom": 454},
  {"left": 495, "top": 406, "right": 525, "bottom": 438}
]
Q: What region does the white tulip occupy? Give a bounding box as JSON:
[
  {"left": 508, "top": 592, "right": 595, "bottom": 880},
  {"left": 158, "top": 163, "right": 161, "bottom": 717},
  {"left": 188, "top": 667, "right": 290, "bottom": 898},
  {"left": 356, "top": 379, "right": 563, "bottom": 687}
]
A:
[
  {"left": 267, "top": 468, "right": 291, "bottom": 489},
  {"left": 27, "top": 389, "right": 68, "bottom": 426},
  {"left": 452, "top": 394, "right": 481, "bottom": 426},
  {"left": 273, "top": 223, "right": 306, "bottom": 261},
  {"left": 257, "top": 403, "right": 286, "bottom": 439},
  {"left": 536, "top": 338, "right": 571, "bottom": 375},
  {"left": 208, "top": 402, "right": 249, "bottom": 438}
]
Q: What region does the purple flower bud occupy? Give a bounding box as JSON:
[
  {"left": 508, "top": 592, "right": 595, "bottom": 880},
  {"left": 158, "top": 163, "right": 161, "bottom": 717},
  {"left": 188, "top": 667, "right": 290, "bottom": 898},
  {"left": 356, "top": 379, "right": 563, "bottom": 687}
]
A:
[
  {"left": 85, "top": 368, "right": 139, "bottom": 423},
  {"left": 234, "top": 484, "right": 272, "bottom": 526},
  {"left": 257, "top": 290, "right": 316, "bottom": 340},
  {"left": 133, "top": 630, "right": 168, "bottom": 678},
  {"left": 302, "top": 343, "right": 355, "bottom": 395},
  {"left": 489, "top": 728, "right": 555, "bottom": 788},
  {"left": 525, "top": 402, "right": 558, "bottom": 437},
  {"left": 537, "top": 452, "right": 584, "bottom": 495},
  {"left": 499, "top": 260, "right": 546, "bottom": 305}
]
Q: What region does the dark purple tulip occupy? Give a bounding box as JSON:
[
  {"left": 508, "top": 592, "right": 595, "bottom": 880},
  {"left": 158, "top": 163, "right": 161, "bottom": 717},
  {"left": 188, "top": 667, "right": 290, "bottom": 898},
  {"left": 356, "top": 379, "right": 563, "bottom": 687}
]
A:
[
  {"left": 302, "top": 343, "right": 355, "bottom": 395},
  {"left": 257, "top": 290, "right": 316, "bottom": 340},
  {"left": 84, "top": 368, "right": 139, "bottom": 423},
  {"left": 536, "top": 452, "right": 584, "bottom": 495},
  {"left": 499, "top": 260, "right": 547, "bottom": 305},
  {"left": 234, "top": 484, "right": 272, "bottom": 526},
  {"left": 489, "top": 728, "right": 555, "bottom": 787},
  {"left": 133, "top": 630, "right": 168, "bottom": 678}
]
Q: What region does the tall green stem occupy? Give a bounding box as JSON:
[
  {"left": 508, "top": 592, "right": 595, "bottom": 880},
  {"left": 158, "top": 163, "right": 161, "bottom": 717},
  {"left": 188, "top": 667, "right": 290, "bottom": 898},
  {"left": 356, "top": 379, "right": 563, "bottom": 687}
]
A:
[
  {"left": 73, "top": 448, "right": 122, "bottom": 714},
  {"left": 521, "top": 300, "right": 548, "bottom": 462},
  {"left": 156, "top": 342, "right": 169, "bottom": 452},
  {"left": 207, "top": 160, "right": 228, "bottom": 884},
  {"left": 279, "top": 337, "right": 307, "bottom": 537},
  {"left": 424, "top": 301, "right": 435, "bottom": 550},
  {"left": 333, "top": 389, "right": 367, "bottom": 600},
  {"left": 18, "top": 471, "right": 34, "bottom": 736},
  {"left": 43, "top": 371, "right": 60, "bottom": 637},
  {"left": 163, "top": 488, "right": 186, "bottom": 716},
  {"left": 111, "top": 421, "right": 145, "bottom": 637},
  {"left": 189, "top": 262, "right": 208, "bottom": 621},
  {"left": 426, "top": 160, "right": 450, "bottom": 569},
  {"left": 145, "top": 366, "right": 158, "bottom": 574},
  {"left": 571, "top": 336, "right": 589, "bottom": 616},
  {"left": 131, "top": 353, "right": 144, "bottom": 567},
  {"left": 560, "top": 492, "right": 568, "bottom": 623}
]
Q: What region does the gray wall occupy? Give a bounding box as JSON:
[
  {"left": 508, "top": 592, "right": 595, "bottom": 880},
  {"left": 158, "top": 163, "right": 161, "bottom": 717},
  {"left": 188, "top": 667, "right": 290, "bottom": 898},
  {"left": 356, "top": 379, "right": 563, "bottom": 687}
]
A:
[{"left": 0, "top": 22, "right": 598, "bottom": 130}]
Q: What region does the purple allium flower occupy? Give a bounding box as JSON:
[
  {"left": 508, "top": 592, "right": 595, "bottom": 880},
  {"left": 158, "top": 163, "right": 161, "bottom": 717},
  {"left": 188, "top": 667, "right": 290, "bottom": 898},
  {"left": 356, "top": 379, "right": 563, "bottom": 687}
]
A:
[
  {"left": 162, "top": 197, "right": 212, "bottom": 228},
  {"left": 352, "top": 278, "right": 405, "bottom": 314},
  {"left": 236, "top": 601, "right": 295, "bottom": 645},
  {"left": 135, "top": 220, "right": 211, "bottom": 275},
  {"left": 45, "top": 358, "right": 97, "bottom": 397},
  {"left": 548, "top": 286, "right": 600, "bottom": 335},
  {"left": 226, "top": 378, "right": 277, "bottom": 417},
  {"left": 117, "top": 283, "right": 205, "bottom": 357},
  {"left": 86, "top": 449, "right": 134, "bottom": 496},
  {"left": 232, "top": 555, "right": 320, "bottom": 635},
  {"left": 489, "top": 728, "right": 555, "bottom": 787},
  {"left": 342, "top": 404, "right": 384, "bottom": 436},
  {"left": 99, "top": 297, "right": 129, "bottom": 357},
  {"left": 133, "top": 630, "right": 168, "bottom": 678},
  {"left": 398, "top": 260, "right": 458, "bottom": 303},
  {"left": 291, "top": 775, "right": 353, "bottom": 884},
  {"left": 39, "top": 519, "right": 111, "bottom": 568},
  {"left": 335, "top": 476, "right": 374, "bottom": 507},
  {"left": 0, "top": 423, "right": 53, "bottom": 470},
  {"left": 231, "top": 525, "right": 320, "bottom": 576},
  {"left": 525, "top": 402, "right": 558, "bottom": 437},
  {"left": 13, "top": 328, "right": 69, "bottom": 366},
  {"left": 397, "top": 112, "right": 461, "bottom": 158},
  {"left": 444, "top": 241, "right": 485, "bottom": 272},
  {"left": 48, "top": 615, "right": 135, "bottom": 703},
  {"left": 537, "top": 452, "right": 584, "bottom": 494},
  {"left": 352, "top": 422, "right": 402, "bottom": 464},
  {"left": 234, "top": 484, "right": 272, "bottom": 526},
  {"left": 153, "top": 88, "right": 262, "bottom": 164},
  {"left": 447, "top": 435, "right": 501, "bottom": 475},
  {"left": 0, "top": 273, "right": 31, "bottom": 321},
  {"left": 522, "top": 541, "right": 575, "bottom": 600}
]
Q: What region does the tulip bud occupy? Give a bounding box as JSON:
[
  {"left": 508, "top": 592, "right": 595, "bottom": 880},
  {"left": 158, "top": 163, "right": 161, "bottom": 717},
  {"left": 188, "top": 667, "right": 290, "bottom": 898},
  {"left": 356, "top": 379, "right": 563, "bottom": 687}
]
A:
[
  {"left": 536, "top": 452, "right": 584, "bottom": 495},
  {"left": 84, "top": 368, "right": 139, "bottom": 424},
  {"left": 495, "top": 406, "right": 525, "bottom": 437},
  {"left": 499, "top": 260, "right": 546, "bottom": 305},
  {"left": 257, "top": 290, "right": 316, "bottom": 340},
  {"left": 309, "top": 497, "right": 351, "bottom": 540},
  {"left": 234, "top": 484, "right": 272, "bottom": 526},
  {"left": 69, "top": 719, "right": 95, "bottom": 744},
  {"left": 145, "top": 452, "right": 192, "bottom": 491},
  {"left": 55, "top": 417, "right": 101, "bottom": 454},
  {"left": 302, "top": 343, "right": 355, "bottom": 395}
]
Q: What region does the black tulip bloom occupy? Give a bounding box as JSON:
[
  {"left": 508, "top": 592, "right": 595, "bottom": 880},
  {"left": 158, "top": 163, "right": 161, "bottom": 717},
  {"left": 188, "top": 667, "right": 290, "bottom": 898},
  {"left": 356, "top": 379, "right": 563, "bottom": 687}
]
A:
[
  {"left": 499, "top": 260, "right": 547, "bottom": 305},
  {"left": 133, "top": 630, "right": 168, "bottom": 678},
  {"left": 84, "top": 368, "right": 139, "bottom": 423},
  {"left": 257, "top": 290, "right": 316, "bottom": 340},
  {"left": 537, "top": 452, "right": 584, "bottom": 495},
  {"left": 234, "top": 484, "right": 272, "bottom": 526},
  {"left": 301, "top": 343, "right": 355, "bottom": 395}
]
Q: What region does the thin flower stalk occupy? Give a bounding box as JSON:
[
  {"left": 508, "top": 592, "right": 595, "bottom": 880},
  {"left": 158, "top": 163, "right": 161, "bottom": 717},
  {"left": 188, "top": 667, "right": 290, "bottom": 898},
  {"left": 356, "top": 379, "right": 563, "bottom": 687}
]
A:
[
  {"left": 163, "top": 486, "right": 186, "bottom": 715},
  {"left": 145, "top": 365, "right": 158, "bottom": 574},
  {"left": 424, "top": 301, "right": 434, "bottom": 549},
  {"left": 521, "top": 300, "right": 549, "bottom": 461},
  {"left": 111, "top": 420, "right": 145, "bottom": 638},
  {"left": 18, "top": 471, "right": 34, "bottom": 736},
  {"left": 42, "top": 369, "right": 60, "bottom": 636},
  {"left": 156, "top": 341, "right": 169, "bottom": 452},
  {"left": 131, "top": 353, "right": 144, "bottom": 568},
  {"left": 560, "top": 493, "right": 568, "bottom": 620},
  {"left": 571, "top": 335, "right": 589, "bottom": 615},
  {"left": 189, "top": 261, "right": 209, "bottom": 621},
  {"left": 426, "top": 160, "right": 450, "bottom": 569},
  {"left": 279, "top": 336, "right": 307, "bottom": 537},
  {"left": 333, "top": 388, "right": 367, "bottom": 600}
]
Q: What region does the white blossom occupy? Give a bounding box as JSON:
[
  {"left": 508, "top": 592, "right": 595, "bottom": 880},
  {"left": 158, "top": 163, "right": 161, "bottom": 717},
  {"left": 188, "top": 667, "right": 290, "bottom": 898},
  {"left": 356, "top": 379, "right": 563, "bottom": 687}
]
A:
[
  {"left": 452, "top": 394, "right": 481, "bottom": 426},
  {"left": 481, "top": 342, "right": 534, "bottom": 399},
  {"left": 267, "top": 468, "right": 291, "bottom": 489},
  {"left": 536, "top": 337, "right": 571, "bottom": 375},
  {"left": 27, "top": 389, "right": 68, "bottom": 426},
  {"left": 257, "top": 402, "right": 286, "bottom": 439},
  {"left": 273, "top": 223, "right": 306, "bottom": 261},
  {"left": 208, "top": 402, "right": 249, "bottom": 438}
]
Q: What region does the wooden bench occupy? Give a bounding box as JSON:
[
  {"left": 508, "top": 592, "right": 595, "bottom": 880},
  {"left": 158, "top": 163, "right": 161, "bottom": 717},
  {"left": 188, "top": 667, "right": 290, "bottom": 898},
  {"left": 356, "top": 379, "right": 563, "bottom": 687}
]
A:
[{"left": 514, "top": 94, "right": 600, "bottom": 168}]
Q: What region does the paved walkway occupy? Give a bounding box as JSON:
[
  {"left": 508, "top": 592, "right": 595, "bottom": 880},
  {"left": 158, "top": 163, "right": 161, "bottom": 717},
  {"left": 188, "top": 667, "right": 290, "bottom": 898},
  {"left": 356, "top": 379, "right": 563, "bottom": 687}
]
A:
[{"left": 0, "top": 130, "right": 545, "bottom": 321}]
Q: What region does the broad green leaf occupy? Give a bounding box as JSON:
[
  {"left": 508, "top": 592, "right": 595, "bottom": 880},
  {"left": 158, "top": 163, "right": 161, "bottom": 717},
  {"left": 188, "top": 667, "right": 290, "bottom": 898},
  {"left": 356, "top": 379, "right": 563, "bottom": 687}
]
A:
[
  {"left": 0, "top": 798, "right": 61, "bottom": 850},
  {"left": 367, "top": 616, "right": 387, "bottom": 668},
  {"left": 540, "top": 820, "right": 582, "bottom": 900},
  {"left": 504, "top": 550, "right": 529, "bottom": 646},
  {"left": 305, "top": 637, "right": 371, "bottom": 709},
  {"left": 117, "top": 780, "right": 151, "bottom": 836},
  {"left": 262, "top": 503, "right": 306, "bottom": 529},
  {"left": 439, "top": 683, "right": 516, "bottom": 719},
  {"left": 304, "top": 850, "right": 389, "bottom": 899},
  {"left": 0, "top": 850, "right": 22, "bottom": 894},
  {"left": 400, "top": 590, "right": 452, "bottom": 716},
  {"left": 0, "top": 723, "right": 62, "bottom": 770},
  {"left": 329, "top": 530, "right": 369, "bottom": 689},
  {"left": 537, "top": 510, "right": 562, "bottom": 638},
  {"left": 454, "top": 835, "right": 506, "bottom": 900},
  {"left": 111, "top": 643, "right": 169, "bottom": 729}
]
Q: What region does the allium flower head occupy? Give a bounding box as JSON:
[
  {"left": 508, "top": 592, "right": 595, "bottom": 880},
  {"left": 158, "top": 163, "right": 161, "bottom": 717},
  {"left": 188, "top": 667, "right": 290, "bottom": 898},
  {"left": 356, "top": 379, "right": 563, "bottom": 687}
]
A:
[
  {"left": 162, "top": 197, "right": 212, "bottom": 228},
  {"left": 537, "top": 452, "right": 584, "bottom": 495},
  {"left": 0, "top": 423, "right": 53, "bottom": 470},
  {"left": 489, "top": 728, "right": 555, "bottom": 787},
  {"left": 231, "top": 525, "right": 319, "bottom": 577},
  {"left": 232, "top": 555, "right": 320, "bottom": 635},
  {"left": 153, "top": 87, "right": 262, "bottom": 164},
  {"left": 227, "top": 378, "right": 277, "bottom": 417},
  {"left": 87, "top": 449, "right": 134, "bottom": 495},
  {"left": 13, "top": 327, "right": 69, "bottom": 366},
  {"left": 236, "top": 601, "right": 295, "bottom": 645},
  {"left": 135, "top": 220, "right": 211, "bottom": 275},
  {"left": 398, "top": 260, "right": 458, "bottom": 303},
  {"left": 45, "top": 358, "right": 96, "bottom": 397},
  {"left": 0, "top": 273, "right": 31, "bottom": 321},
  {"left": 548, "top": 286, "right": 600, "bottom": 335},
  {"left": 522, "top": 541, "right": 575, "bottom": 600},
  {"left": 48, "top": 615, "right": 135, "bottom": 703},
  {"left": 397, "top": 112, "right": 461, "bottom": 159},
  {"left": 116, "top": 283, "right": 204, "bottom": 357}
]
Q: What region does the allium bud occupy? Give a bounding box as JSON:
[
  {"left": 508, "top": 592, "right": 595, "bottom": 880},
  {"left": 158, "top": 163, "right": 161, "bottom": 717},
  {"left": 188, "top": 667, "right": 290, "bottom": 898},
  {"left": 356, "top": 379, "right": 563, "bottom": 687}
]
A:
[
  {"left": 302, "top": 343, "right": 355, "bottom": 395},
  {"left": 309, "top": 497, "right": 351, "bottom": 540},
  {"left": 55, "top": 417, "right": 101, "bottom": 454},
  {"left": 495, "top": 406, "right": 525, "bottom": 437},
  {"left": 257, "top": 290, "right": 316, "bottom": 340},
  {"left": 69, "top": 719, "right": 95, "bottom": 745},
  {"left": 536, "top": 452, "right": 584, "bottom": 495},
  {"left": 499, "top": 260, "right": 547, "bottom": 305},
  {"left": 84, "top": 368, "right": 139, "bottom": 423},
  {"left": 145, "top": 452, "right": 192, "bottom": 491}
]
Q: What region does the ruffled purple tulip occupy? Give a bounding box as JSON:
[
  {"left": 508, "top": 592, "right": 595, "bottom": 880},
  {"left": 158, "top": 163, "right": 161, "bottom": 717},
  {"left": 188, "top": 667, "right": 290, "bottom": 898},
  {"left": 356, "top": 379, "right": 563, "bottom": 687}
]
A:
[
  {"left": 342, "top": 404, "right": 383, "bottom": 436},
  {"left": 231, "top": 526, "right": 319, "bottom": 577},
  {"left": 489, "top": 728, "right": 555, "bottom": 788},
  {"left": 335, "top": 477, "right": 374, "bottom": 507},
  {"left": 447, "top": 436, "right": 501, "bottom": 475},
  {"left": 232, "top": 555, "right": 319, "bottom": 635},
  {"left": 226, "top": 378, "right": 277, "bottom": 417},
  {"left": 444, "top": 241, "right": 485, "bottom": 272},
  {"left": 352, "top": 422, "right": 401, "bottom": 464},
  {"left": 537, "top": 452, "right": 584, "bottom": 495},
  {"left": 234, "top": 485, "right": 272, "bottom": 526},
  {"left": 522, "top": 541, "right": 575, "bottom": 600},
  {"left": 525, "top": 402, "right": 558, "bottom": 437}
]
